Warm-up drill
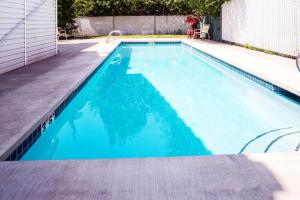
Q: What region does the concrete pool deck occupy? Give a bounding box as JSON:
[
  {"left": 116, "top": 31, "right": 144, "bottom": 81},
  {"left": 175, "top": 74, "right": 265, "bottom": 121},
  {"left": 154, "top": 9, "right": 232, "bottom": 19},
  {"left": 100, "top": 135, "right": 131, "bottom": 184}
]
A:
[{"left": 0, "top": 38, "right": 299, "bottom": 199}]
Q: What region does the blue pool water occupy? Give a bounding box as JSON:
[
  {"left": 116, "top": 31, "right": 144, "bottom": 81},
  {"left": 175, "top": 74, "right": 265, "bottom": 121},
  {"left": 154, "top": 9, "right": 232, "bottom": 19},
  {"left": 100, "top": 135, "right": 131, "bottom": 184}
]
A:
[{"left": 22, "top": 42, "right": 300, "bottom": 160}]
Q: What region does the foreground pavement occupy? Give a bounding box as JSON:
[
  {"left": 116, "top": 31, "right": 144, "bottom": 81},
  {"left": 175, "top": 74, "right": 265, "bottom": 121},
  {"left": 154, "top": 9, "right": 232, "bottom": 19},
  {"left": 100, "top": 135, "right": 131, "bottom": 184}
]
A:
[{"left": 0, "top": 153, "right": 300, "bottom": 200}]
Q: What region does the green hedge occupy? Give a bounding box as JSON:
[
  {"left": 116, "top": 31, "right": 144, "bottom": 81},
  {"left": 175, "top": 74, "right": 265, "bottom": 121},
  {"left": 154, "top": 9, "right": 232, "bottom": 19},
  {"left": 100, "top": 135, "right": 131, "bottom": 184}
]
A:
[
  {"left": 73, "top": 0, "right": 194, "bottom": 16},
  {"left": 58, "top": 0, "right": 227, "bottom": 30},
  {"left": 72, "top": 0, "right": 227, "bottom": 17}
]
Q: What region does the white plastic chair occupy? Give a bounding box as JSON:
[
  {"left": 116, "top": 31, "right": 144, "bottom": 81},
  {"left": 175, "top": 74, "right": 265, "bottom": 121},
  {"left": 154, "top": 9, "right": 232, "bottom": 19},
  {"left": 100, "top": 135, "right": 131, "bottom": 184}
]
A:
[
  {"left": 194, "top": 24, "right": 210, "bottom": 39},
  {"left": 57, "top": 27, "right": 69, "bottom": 40}
]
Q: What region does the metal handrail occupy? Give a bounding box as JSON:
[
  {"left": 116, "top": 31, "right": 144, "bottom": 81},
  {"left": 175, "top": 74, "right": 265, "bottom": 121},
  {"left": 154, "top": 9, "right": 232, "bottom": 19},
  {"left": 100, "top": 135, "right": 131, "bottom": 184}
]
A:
[
  {"left": 238, "top": 127, "right": 292, "bottom": 154},
  {"left": 0, "top": 0, "right": 49, "bottom": 44},
  {"left": 106, "top": 30, "right": 122, "bottom": 43},
  {"left": 296, "top": 54, "right": 300, "bottom": 72}
]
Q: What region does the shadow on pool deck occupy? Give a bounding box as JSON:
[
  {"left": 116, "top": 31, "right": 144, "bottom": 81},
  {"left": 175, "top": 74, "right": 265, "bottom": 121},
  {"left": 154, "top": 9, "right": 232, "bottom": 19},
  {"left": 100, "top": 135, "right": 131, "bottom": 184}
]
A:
[{"left": 0, "top": 153, "right": 294, "bottom": 200}]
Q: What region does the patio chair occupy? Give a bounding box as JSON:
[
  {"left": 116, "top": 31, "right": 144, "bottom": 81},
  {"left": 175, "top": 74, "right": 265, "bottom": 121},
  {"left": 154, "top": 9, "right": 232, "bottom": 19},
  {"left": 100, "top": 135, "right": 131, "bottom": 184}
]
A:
[
  {"left": 57, "top": 27, "right": 69, "bottom": 40},
  {"left": 193, "top": 24, "right": 210, "bottom": 39}
]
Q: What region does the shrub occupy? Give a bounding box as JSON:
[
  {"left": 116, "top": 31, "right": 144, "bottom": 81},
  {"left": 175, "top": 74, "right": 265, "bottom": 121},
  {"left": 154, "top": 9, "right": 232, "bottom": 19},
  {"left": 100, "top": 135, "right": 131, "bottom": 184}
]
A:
[
  {"left": 58, "top": 0, "right": 229, "bottom": 30},
  {"left": 58, "top": 0, "right": 76, "bottom": 31},
  {"left": 77, "top": 0, "right": 194, "bottom": 16}
]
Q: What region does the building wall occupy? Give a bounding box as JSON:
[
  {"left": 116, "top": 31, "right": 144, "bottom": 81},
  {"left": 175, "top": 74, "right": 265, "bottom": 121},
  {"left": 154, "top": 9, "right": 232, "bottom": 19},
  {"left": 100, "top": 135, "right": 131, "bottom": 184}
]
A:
[
  {"left": 0, "top": 0, "right": 57, "bottom": 74},
  {"left": 222, "top": 0, "right": 300, "bottom": 57},
  {"left": 75, "top": 15, "right": 188, "bottom": 37}
]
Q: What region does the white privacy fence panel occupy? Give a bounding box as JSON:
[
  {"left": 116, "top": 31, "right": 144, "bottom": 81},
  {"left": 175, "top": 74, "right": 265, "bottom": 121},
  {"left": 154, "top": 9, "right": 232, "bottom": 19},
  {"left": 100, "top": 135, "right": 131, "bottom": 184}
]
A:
[
  {"left": 0, "top": 0, "right": 57, "bottom": 74},
  {"left": 222, "top": 0, "right": 300, "bottom": 57},
  {"left": 76, "top": 16, "right": 188, "bottom": 37},
  {"left": 114, "top": 16, "right": 155, "bottom": 35}
]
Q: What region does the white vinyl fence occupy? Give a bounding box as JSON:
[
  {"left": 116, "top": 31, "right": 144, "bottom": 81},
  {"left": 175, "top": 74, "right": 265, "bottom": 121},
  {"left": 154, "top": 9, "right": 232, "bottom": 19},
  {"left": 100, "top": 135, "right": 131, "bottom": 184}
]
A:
[
  {"left": 0, "top": 0, "right": 57, "bottom": 74},
  {"left": 75, "top": 16, "right": 188, "bottom": 37},
  {"left": 222, "top": 0, "right": 300, "bottom": 57}
]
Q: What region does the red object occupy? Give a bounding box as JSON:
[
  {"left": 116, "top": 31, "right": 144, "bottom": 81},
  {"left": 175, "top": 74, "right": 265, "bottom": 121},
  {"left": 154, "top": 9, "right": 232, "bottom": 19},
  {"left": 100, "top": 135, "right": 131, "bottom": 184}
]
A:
[
  {"left": 186, "top": 15, "right": 199, "bottom": 29},
  {"left": 186, "top": 15, "right": 199, "bottom": 38},
  {"left": 187, "top": 29, "right": 194, "bottom": 38}
]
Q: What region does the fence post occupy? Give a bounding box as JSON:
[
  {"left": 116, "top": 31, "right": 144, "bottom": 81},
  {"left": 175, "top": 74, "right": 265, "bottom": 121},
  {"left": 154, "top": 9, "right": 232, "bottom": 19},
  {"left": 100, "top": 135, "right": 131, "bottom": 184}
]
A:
[
  {"left": 113, "top": 16, "right": 115, "bottom": 30},
  {"left": 24, "top": 0, "right": 27, "bottom": 65},
  {"left": 55, "top": 0, "right": 58, "bottom": 55},
  {"left": 154, "top": 15, "right": 156, "bottom": 34},
  {"left": 220, "top": 7, "right": 222, "bottom": 41}
]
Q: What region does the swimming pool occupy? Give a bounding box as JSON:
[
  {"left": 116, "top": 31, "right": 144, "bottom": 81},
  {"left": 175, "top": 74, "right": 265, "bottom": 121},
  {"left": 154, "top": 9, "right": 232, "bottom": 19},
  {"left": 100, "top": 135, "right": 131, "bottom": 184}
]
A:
[{"left": 21, "top": 42, "right": 300, "bottom": 160}]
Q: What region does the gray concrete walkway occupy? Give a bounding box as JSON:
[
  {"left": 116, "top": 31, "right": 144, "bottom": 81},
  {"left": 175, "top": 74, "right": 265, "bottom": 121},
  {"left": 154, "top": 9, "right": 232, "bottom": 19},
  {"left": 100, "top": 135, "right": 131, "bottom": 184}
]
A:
[{"left": 0, "top": 152, "right": 300, "bottom": 200}]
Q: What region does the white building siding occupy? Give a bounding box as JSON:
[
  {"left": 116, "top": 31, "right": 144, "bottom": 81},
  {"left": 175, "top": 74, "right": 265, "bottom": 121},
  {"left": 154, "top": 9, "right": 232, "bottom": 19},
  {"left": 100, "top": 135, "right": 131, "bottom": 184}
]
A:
[
  {"left": 26, "top": 0, "right": 56, "bottom": 65},
  {"left": 222, "top": 0, "right": 300, "bottom": 57},
  {"left": 0, "top": 0, "right": 25, "bottom": 73},
  {"left": 0, "top": 0, "right": 57, "bottom": 74}
]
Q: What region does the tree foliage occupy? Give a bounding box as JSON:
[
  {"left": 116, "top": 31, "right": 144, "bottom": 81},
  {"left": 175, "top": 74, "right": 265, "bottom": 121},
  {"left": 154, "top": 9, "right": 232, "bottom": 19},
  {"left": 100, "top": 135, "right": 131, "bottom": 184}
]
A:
[
  {"left": 58, "top": 0, "right": 76, "bottom": 30},
  {"left": 59, "top": 0, "right": 228, "bottom": 29},
  {"left": 73, "top": 0, "right": 196, "bottom": 16},
  {"left": 190, "top": 0, "right": 228, "bottom": 16},
  {"left": 71, "top": 0, "right": 227, "bottom": 17}
]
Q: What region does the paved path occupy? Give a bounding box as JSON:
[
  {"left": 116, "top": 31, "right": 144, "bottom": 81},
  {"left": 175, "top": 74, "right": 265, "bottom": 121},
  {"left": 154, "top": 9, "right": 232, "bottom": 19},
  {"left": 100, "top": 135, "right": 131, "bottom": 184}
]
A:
[{"left": 1, "top": 152, "right": 300, "bottom": 200}]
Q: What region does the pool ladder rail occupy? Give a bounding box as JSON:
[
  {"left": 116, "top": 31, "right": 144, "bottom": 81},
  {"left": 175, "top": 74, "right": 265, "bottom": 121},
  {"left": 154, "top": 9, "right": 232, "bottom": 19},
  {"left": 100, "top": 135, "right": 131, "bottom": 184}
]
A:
[
  {"left": 239, "top": 127, "right": 300, "bottom": 154},
  {"left": 296, "top": 54, "right": 300, "bottom": 72},
  {"left": 106, "top": 30, "right": 123, "bottom": 43}
]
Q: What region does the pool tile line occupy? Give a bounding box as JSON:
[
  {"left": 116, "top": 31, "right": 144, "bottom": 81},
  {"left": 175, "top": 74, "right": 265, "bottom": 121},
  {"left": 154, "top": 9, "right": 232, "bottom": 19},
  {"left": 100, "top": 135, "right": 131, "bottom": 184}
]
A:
[
  {"left": 122, "top": 41, "right": 181, "bottom": 46},
  {"left": 5, "top": 127, "right": 41, "bottom": 161}
]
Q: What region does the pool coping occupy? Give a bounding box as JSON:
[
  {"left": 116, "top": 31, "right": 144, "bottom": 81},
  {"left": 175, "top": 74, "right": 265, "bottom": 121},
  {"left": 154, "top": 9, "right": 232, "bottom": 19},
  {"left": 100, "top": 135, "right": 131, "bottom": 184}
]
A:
[
  {"left": 2, "top": 38, "right": 300, "bottom": 161},
  {"left": 180, "top": 41, "right": 300, "bottom": 103},
  {"left": 183, "top": 39, "right": 300, "bottom": 98}
]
